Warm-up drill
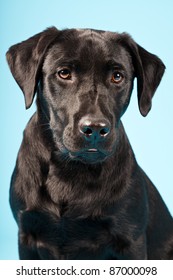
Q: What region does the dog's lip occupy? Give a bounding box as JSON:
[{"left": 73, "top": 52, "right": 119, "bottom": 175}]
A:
[
  {"left": 72, "top": 148, "right": 104, "bottom": 155},
  {"left": 57, "top": 142, "right": 112, "bottom": 163},
  {"left": 86, "top": 148, "right": 98, "bottom": 152},
  {"left": 68, "top": 148, "right": 111, "bottom": 164},
  {"left": 69, "top": 149, "right": 102, "bottom": 157}
]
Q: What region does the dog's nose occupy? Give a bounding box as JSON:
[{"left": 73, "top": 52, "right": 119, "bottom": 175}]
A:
[{"left": 79, "top": 117, "right": 111, "bottom": 141}]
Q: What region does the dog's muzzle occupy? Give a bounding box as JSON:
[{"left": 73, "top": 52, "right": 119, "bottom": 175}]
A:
[{"left": 67, "top": 116, "right": 112, "bottom": 164}]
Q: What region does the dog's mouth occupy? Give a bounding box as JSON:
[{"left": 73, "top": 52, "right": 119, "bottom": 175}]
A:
[
  {"left": 55, "top": 140, "right": 114, "bottom": 164},
  {"left": 68, "top": 148, "right": 111, "bottom": 164}
]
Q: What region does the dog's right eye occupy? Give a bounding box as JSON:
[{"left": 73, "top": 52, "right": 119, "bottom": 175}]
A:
[{"left": 57, "top": 69, "right": 72, "bottom": 80}]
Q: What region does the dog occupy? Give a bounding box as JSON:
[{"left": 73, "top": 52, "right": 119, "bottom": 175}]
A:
[{"left": 6, "top": 27, "right": 173, "bottom": 259}]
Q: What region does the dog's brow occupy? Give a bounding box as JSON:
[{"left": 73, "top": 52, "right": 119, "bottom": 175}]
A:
[
  {"left": 106, "top": 60, "right": 125, "bottom": 70},
  {"left": 55, "top": 58, "right": 79, "bottom": 66}
]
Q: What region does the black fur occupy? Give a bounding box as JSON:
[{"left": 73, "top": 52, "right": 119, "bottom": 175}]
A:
[{"left": 6, "top": 27, "right": 173, "bottom": 259}]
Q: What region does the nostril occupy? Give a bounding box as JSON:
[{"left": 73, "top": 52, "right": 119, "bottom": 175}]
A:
[
  {"left": 100, "top": 127, "right": 110, "bottom": 137},
  {"left": 82, "top": 127, "right": 93, "bottom": 136}
]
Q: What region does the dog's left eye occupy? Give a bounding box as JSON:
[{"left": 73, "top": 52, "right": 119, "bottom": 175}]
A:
[
  {"left": 111, "top": 71, "right": 124, "bottom": 84},
  {"left": 58, "top": 69, "right": 72, "bottom": 80}
]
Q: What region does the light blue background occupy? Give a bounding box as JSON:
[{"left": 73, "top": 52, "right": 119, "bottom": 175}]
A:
[{"left": 0, "top": 0, "right": 173, "bottom": 259}]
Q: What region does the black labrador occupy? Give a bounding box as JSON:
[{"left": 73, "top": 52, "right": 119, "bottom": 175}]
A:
[{"left": 6, "top": 27, "right": 173, "bottom": 259}]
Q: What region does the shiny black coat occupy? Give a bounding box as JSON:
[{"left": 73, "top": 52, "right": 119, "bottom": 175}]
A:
[{"left": 7, "top": 27, "right": 173, "bottom": 259}]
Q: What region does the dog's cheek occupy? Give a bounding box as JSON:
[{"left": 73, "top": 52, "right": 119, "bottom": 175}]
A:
[
  {"left": 63, "top": 125, "right": 83, "bottom": 152},
  {"left": 48, "top": 107, "right": 80, "bottom": 153},
  {"left": 112, "top": 84, "right": 133, "bottom": 120},
  {"left": 102, "top": 127, "right": 120, "bottom": 153},
  {"left": 120, "top": 84, "right": 134, "bottom": 117},
  {"left": 50, "top": 113, "right": 69, "bottom": 151}
]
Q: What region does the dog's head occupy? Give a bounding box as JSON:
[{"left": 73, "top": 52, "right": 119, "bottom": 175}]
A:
[{"left": 6, "top": 27, "right": 165, "bottom": 164}]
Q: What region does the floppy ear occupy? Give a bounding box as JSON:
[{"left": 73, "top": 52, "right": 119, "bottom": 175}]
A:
[
  {"left": 6, "top": 27, "right": 59, "bottom": 109},
  {"left": 120, "top": 34, "right": 165, "bottom": 116}
]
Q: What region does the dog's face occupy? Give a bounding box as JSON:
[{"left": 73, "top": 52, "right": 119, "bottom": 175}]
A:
[
  {"left": 42, "top": 30, "right": 135, "bottom": 163},
  {"left": 6, "top": 27, "right": 165, "bottom": 164}
]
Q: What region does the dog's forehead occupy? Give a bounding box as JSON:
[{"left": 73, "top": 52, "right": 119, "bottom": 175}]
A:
[
  {"left": 47, "top": 29, "right": 127, "bottom": 60},
  {"left": 43, "top": 28, "right": 133, "bottom": 72},
  {"left": 59, "top": 28, "right": 117, "bottom": 43},
  {"left": 75, "top": 28, "right": 114, "bottom": 41}
]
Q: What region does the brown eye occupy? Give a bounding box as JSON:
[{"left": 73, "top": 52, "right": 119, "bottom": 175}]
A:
[
  {"left": 111, "top": 71, "right": 124, "bottom": 84},
  {"left": 58, "top": 69, "right": 72, "bottom": 80}
]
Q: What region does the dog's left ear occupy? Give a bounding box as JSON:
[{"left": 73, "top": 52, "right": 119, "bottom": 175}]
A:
[
  {"left": 6, "top": 27, "right": 59, "bottom": 109},
  {"left": 120, "top": 34, "right": 165, "bottom": 116}
]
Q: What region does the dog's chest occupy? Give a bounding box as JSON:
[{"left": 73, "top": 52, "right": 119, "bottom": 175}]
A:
[
  {"left": 45, "top": 166, "right": 112, "bottom": 216},
  {"left": 54, "top": 214, "right": 130, "bottom": 260},
  {"left": 44, "top": 164, "right": 134, "bottom": 259}
]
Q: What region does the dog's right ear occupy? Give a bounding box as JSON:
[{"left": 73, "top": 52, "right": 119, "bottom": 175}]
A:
[{"left": 6, "top": 27, "right": 59, "bottom": 109}]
